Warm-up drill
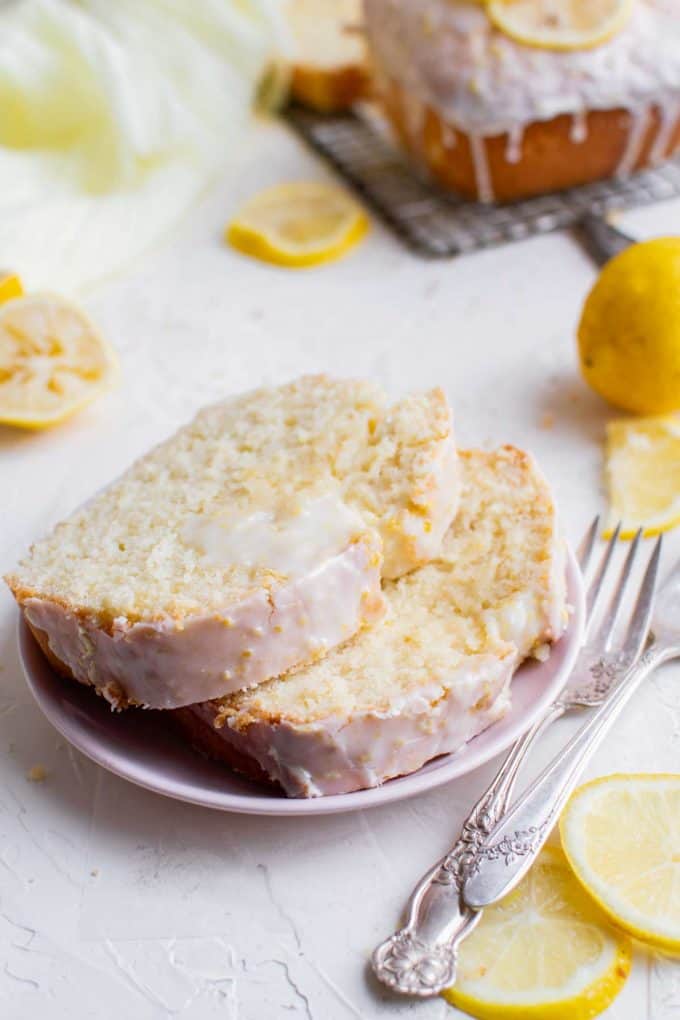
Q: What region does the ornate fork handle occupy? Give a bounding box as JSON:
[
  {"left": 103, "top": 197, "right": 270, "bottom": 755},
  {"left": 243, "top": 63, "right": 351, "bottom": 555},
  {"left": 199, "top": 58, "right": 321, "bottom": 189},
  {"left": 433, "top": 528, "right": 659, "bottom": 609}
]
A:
[
  {"left": 463, "top": 644, "right": 666, "bottom": 910},
  {"left": 433, "top": 707, "right": 563, "bottom": 886},
  {"left": 371, "top": 706, "right": 561, "bottom": 997}
]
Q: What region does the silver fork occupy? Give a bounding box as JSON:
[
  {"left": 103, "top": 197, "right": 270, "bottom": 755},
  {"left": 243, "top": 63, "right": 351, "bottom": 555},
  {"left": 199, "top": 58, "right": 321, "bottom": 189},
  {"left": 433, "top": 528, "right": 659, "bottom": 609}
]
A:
[
  {"left": 463, "top": 532, "right": 673, "bottom": 912},
  {"left": 371, "top": 521, "right": 660, "bottom": 998}
]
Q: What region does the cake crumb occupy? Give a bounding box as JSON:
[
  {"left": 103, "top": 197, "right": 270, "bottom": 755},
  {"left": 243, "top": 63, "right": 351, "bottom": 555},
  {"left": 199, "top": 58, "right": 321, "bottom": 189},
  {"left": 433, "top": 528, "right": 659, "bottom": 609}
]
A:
[
  {"left": 90, "top": 868, "right": 99, "bottom": 878},
  {"left": 27, "top": 764, "right": 48, "bottom": 782},
  {"left": 540, "top": 413, "right": 555, "bottom": 430},
  {"left": 532, "top": 643, "right": 551, "bottom": 663}
]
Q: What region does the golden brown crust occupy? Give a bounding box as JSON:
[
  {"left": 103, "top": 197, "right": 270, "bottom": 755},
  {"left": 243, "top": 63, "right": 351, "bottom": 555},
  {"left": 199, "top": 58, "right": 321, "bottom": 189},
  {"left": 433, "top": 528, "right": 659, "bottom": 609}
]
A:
[
  {"left": 171, "top": 707, "right": 278, "bottom": 789},
  {"left": 26, "top": 619, "right": 74, "bottom": 679},
  {"left": 291, "top": 61, "right": 370, "bottom": 113},
  {"left": 8, "top": 581, "right": 124, "bottom": 636},
  {"left": 6, "top": 575, "right": 216, "bottom": 631},
  {"left": 380, "top": 78, "right": 680, "bottom": 202}
]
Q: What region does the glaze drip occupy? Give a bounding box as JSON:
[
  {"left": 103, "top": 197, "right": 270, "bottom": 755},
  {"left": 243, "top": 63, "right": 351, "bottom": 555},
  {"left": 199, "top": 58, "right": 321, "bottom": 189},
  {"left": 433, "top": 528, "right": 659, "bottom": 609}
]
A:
[
  {"left": 469, "top": 133, "right": 494, "bottom": 204},
  {"left": 650, "top": 96, "right": 680, "bottom": 165},
  {"left": 616, "top": 103, "right": 650, "bottom": 177}
]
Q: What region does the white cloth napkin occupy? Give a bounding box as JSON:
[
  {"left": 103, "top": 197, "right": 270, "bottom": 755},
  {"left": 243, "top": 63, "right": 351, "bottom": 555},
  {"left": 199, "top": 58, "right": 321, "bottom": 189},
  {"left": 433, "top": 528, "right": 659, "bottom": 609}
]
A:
[{"left": 0, "top": 0, "right": 286, "bottom": 293}]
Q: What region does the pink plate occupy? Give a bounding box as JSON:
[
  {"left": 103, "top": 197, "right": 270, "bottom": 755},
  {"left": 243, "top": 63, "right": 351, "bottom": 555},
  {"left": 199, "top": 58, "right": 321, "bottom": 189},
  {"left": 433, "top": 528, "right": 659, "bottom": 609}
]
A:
[{"left": 18, "top": 548, "right": 584, "bottom": 816}]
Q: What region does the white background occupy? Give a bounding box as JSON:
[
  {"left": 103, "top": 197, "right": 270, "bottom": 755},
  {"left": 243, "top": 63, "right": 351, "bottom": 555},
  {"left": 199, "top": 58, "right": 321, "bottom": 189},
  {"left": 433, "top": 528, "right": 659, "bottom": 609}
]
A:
[{"left": 1, "top": 119, "right": 679, "bottom": 1019}]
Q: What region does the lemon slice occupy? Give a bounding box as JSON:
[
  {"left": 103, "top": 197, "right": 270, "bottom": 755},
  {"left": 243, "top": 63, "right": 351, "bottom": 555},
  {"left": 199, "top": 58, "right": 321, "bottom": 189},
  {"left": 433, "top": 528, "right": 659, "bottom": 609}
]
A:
[
  {"left": 604, "top": 416, "right": 680, "bottom": 539},
  {"left": 443, "top": 846, "right": 631, "bottom": 1019},
  {"left": 0, "top": 293, "right": 118, "bottom": 429},
  {"left": 561, "top": 774, "right": 680, "bottom": 956},
  {"left": 226, "top": 181, "right": 369, "bottom": 268},
  {"left": 487, "top": 0, "right": 633, "bottom": 51},
  {"left": 0, "top": 271, "right": 24, "bottom": 305}
]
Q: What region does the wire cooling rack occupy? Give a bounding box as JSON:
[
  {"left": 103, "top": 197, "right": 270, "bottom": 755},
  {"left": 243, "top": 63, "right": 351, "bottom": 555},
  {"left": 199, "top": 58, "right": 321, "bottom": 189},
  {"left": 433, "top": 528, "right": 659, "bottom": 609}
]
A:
[{"left": 285, "top": 103, "right": 680, "bottom": 258}]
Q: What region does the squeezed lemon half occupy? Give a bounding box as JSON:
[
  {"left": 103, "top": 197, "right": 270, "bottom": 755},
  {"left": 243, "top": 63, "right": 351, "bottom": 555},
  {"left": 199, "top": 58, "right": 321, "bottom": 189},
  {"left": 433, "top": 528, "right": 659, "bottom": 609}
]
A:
[
  {"left": 561, "top": 774, "right": 680, "bottom": 957},
  {"left": 488, "top": 0, "right": 633, "bottom": 52},
  {"left": 0, "top": 292, "right": 118, "bottom": 429},
  {"left": 443, "top": 845, "right": 631, "bottom": 1019},
  {"left": 226, "top": 181, "right": 369, "bottom": 268}
]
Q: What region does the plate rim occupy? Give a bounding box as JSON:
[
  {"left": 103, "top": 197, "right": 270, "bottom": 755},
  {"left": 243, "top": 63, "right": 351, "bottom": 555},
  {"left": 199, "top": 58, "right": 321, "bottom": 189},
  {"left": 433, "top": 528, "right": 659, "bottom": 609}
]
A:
[{"left": 17, "top": 546, "right": 584, "bottom": 817}]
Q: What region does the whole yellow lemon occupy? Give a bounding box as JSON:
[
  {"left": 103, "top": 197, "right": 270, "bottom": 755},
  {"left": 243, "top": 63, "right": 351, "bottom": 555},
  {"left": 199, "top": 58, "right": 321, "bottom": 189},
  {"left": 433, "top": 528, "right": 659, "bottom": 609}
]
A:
[{"left": 578, "top": 237, "right": 680, "bottom": 414}]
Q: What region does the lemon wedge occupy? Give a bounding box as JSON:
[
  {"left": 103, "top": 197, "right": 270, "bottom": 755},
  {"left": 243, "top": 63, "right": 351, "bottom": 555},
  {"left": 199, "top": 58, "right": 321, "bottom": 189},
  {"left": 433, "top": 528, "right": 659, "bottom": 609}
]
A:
[
  {"left": 0, "top": 272, "right": 24, "bottom": 305},
  {"left": 0, "top": 293, "right": 118, "bottom": 429},
  {"left": 487, "top": 0, "right": 633, "bottom": 51},
  {"left": 443, "top": 846, "right": 631, "bottom": 1019},
  {"left": 604, "top": 416, "right": 680, "bottom": 539},
  {"left": 226, "top": 182, "right": 369, "bottom": 268},
  {"left": 561, "top": 774, "right": 680, "bottom": 957}
]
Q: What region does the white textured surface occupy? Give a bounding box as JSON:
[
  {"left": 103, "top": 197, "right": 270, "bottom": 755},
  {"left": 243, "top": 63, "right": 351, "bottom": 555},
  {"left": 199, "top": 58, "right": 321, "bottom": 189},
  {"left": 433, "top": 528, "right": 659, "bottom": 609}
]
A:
[{"left": 1, "top": 117, "right": 680, "bottom": 1018}]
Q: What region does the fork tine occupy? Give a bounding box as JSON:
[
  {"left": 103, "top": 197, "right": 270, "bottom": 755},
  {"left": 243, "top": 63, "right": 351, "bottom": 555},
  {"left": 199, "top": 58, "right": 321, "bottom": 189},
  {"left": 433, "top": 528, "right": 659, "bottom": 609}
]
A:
[
  {"left": 592, "top": 528, "right": 643, "bottom": 652},
  {"left": 577, "top": 516, "right": 600, "bottom": 574},
  {"left": 585, "top": 522, "right": 621, "bottom": 629},
  {"left": 618, "top": 534, "right": 663, "bottom": 665}
]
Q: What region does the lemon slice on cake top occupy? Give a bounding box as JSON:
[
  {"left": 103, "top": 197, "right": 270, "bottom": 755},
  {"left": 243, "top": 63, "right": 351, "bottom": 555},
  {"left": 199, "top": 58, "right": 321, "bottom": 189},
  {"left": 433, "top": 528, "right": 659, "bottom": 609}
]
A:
[{"left": 488, "top": 0, "right": 633, "bottom": 52}]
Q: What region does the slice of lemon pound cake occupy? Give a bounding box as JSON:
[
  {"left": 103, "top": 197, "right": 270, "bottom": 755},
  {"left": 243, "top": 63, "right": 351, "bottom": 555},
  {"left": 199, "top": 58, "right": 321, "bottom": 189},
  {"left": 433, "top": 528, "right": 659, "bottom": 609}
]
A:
[
  {"left": 287, "top": 0, "right": 369, "bottom": 113},
  {"left": 177, "top": 447, "right": 567, "bottom": 796},
  {"left": 7, "top": 376, "right": 459, "bottom": 709}
]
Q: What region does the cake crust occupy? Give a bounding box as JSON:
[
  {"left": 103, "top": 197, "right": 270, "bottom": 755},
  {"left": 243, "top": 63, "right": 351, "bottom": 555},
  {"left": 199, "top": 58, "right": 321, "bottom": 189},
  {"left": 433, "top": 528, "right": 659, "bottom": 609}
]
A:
[
  {"left": 291, "top": 62, "right": 369, "bottom": 113},
  {"left": 382, "top": 83, "right": 680, "bottom": 203},
  {"left": 288, "top": 0, "right": 369, "bottom": 112}
]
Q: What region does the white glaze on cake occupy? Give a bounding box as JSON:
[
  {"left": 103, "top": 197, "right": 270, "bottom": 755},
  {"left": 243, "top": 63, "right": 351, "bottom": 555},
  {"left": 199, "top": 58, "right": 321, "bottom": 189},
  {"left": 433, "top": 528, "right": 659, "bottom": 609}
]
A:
[
  {"left": 24, "top": 536, "right": 384, "bottom": 710},
  {"left": 363, "top": 0, "right": 680, "bottom": 200},
  {"left": 650, "top": 94, "right": 680, "bottom": 164},
  {"left": 469, "top": 132, "right": 493, "bottom": 203},
  {"left": 181, "top": 495, "right": 367, "bottom": 578},
  {"left": 182, "top": 447, "right": 568, "bottom": 797},
  {"left": 194, "top": 567, "right": 568, "bottom": 798},
  {"left": 189, "top": 650, "right": 518, "bottom": 797},
  {"left": 191, "top": 580, "right": 566, "bottom": 797},
  {"left": 617, "top": 102, "right": 651, "bottom": 176}
]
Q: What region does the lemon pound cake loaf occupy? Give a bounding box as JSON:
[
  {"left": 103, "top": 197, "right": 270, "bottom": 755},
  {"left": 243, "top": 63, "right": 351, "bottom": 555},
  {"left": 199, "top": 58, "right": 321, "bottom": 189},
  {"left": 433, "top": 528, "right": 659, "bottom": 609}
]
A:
[
  {"left": 287, "top": 0, "right": 369, "bottom": 112},
  {"left": 7, "top": 376, "right": 459, "bottom": 710},
  {"left": 175, "top": 446, "right": 567, "bottom": 797},
  {"left": 363, "top": 0, "right": 680, "bottom": 203}
]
